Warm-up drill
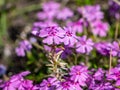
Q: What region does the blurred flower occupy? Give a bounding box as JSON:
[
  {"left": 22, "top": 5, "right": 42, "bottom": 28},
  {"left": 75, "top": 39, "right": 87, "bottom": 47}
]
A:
[
  {"left": 76, "top": 36, "right": 94, "bottom": 54},
  {"left": 68, "top": 19, "right": 84, "bottom": 33},
  {"left": 95, "top": 41, "right": 120, "bottom": 57},
  {"left": 15, "top": 40, "right": 32, "bottom": 57},
  {"left": 37, "top": 1, "right": 60, "bottom": 20},
  {"left": 91, "top": 20, "right": 109, "bottom": 37},
  {"left": 107, "top": 67, "right": 120, "bottom": 86},
  {"left": 109, "top": 0, "right": 120, "bottom": 19},
  {"left": 78, "top": 5, "right": 104, "bottom": 22},
  {"left": 56, "top": 7, "right": 73, "bottom": 20},
  {"left": 0, "top": 65, "right": 6, "bottom": 76}
]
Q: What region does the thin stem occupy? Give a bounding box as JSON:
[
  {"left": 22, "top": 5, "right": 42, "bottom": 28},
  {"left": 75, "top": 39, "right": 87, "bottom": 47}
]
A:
[
  {"left": 115, "top": 21, "right": 119, "bottom": 40},
  {"left": 109, "top": 49, "right": 112, "bottom": 74}
]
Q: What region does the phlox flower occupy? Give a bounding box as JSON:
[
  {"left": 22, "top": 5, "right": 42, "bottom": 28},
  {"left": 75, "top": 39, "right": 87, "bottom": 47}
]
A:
[
  {"left": 109, "top": 0, "right": 120, "bottom": 19},
  {"left": 107, "top": 67, "right": 120, "bottom": 86},
  {"left": 56, "top": 80, "right": 82, "bottom": 90},
  {"left": 68, "top": 19, "right": 84, "bottom": 33},
  {"left": 32, "top": 21, "right": 58, "bottom": 36},
  {"left": 39, "top": 26, "right": 64, "bottom": 45},
  {"left": 78, "top": 5, "right": 104, "bottom": 22},
  {"left": 37, "top": 1, "right": 60, "bottom": 20},
  {"left": 69, "top": 65, "right": 89, "bottom": 86},
  {"left": 76, "top": 36, "right": 94, "bottom": 54},
  {"left": 91, "top": 20, "right": 109, "bottom": 37},
  {"left": 62, "top": 27, "right": 78, "bottom": 46},
  {"left": 56, "top": 7, "right": 73, "bottom": 20},
  {"left": 38, "top": 78, "right": 59, "bottom": 90},
  {"left": 1, "top": 71, "right": 31, "bottom": 90},
  {"left": 15, "top": 40, "right": 32, "bottom": 57}
]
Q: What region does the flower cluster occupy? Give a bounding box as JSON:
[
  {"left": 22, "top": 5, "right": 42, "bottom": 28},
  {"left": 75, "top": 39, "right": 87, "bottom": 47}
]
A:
[
  {"left": 78, "top": 5, "right": 109, "bottom": 37},
  {"left": 0, "top": 71, "right": 37, "bottom": 90},
  {"left": 1, "top": 64, "right": 120, "bottom": 90},
  {"left": 12, "top": 0, "right": 120, "bottom": 90}
]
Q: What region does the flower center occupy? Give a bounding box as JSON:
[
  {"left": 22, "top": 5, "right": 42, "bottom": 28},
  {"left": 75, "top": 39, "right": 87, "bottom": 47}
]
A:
[
  {"left": 76, "top": 71, "right": 81, "bottom": 75},
  {"left": 81, "top": 41, "right": 86, "bottom": 45},
  {"left": 66, "top": 31, "right": 72, "bottom": 37},
  {"left": 47, "top": 83, "right": 51, "bottom": 87}
]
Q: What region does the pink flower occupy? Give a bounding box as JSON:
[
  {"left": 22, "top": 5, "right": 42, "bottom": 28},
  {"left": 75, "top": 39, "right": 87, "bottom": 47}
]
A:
[
  {"left": 32, "top": 21, "right": 58, "bottom": 36},
  {"left": 91, "top": 20, "right": 109, "bottom": 37},
  {"left": 39, "top": 78, "right": 59, "bottom": 90},
  {"left": 76, "top": 36, "right": 94, "bottom": 54},
  {"left": 62, "top": 27, "right": 78, "bottom": 46},
  {"left": 39, "top": 26, "right": 64, "bottom": 45},
  {"left": 69, "top": 65, "right": 89, "bottom": 86},
  {"left": 37, "top": 1, "right": 60, "bottom": 20},
  {"left": 68, "top": 19, "right": 84, "bottom": 33},
  {"left": 78, "top": 5, "right": 104, "bottom": 22},
  {"left": 56, "top": 7, "right": 73, "bottom": 20}
]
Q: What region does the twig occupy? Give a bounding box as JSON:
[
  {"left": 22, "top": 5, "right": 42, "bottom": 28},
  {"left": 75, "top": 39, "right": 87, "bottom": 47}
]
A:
[{"left": 109, "top": 49, "right": 112, "bottom": 74}]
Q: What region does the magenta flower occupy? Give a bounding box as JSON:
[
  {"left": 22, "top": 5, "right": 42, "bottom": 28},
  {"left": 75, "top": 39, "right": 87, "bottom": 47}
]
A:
[
  {"left": 56, "top": 80, "right": 82, "bottom": 90},
  {"left": 78, "top": 5, "right": 104, "bottom": 22},
  {"left": 69, "top": 65, "right": 89, "bottom": 86},
  {"left": 39, "top": 78, "right": 59, "bottom": 90},
  {"left": 68, "top": 19, "right": 84, "bottom": 33},
  {"left": 76, "top": 36, "right": 94, "bottom": 54},
  {"left": 32, "top": 21, "right": 58, "bottom": 36},
  {"left": 37, "top": 1, "right": 60, "bottom": 20},
  {"left": 56, "top": 7, "right": 73, "bottom": 20},
  {"left": 62, "top": 27, "right": 78, "bottom": 46},
  {"left": 93, "top": 68, "right": 105, "bottom": 81},
  {"left": 107, "top": 67, "right": 120, "bottom": 86},
  {"left": 1, "top": 71, "right": 31, "bottom": 90},
  {"left": 91, "top": 20, "right": 109, "bottom": 37},
  {"left": 39, "top": 26, "right": 64, "bottom": 45},
  {"left": 95, "top": 41, "right": 120, "bottom": 57}
]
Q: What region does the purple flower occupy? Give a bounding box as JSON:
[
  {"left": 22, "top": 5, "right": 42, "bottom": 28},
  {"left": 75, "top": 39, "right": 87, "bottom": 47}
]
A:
[
  {"left": 42, "top": 1, "right": 60, "bottom": 12},
  {"left": 91, "top": 20, "right": 109, "bottom": 37},
  {"left": 0, "top": 65, "right": 6, "bottom": 76},
  {"left": 109, "top": 0, "right": 120, "bottom": 19},
  {"left": 56, "top": 80, "right": 82, "bottom": 90},
  {"left": 111, "top": 41, "right": 120, "bottom": 57},
  {"left": 76, "top": 36, "right": 94, "bottom": 54},
  {"left": 39, "top": 78, "right": 59, "bottom": 90},
  {"left": 56, "top": 7, "right": 73, "bottom": 20},
  {"left": 39, "top": 26, "right": 64, "bottom": 45},
  {"left": 37, "top": 1, "right": 60, "bottom": 20},
  {"left": 107, "top": 67, "right": 120, "bottom": 86},
  {"left": 69, "top": 65, "right": 88, "bottom": 86},
  {"left": 68, "top": 19, "right": 84, "bottom": 33},
  {"left": 62, "top": 27, "right": 78, "bottom": 46},
  {"left": 17, "top": 79, "right": 34, "bottom": 90},
  {"left": 32, "top": 21, "right": 58, "bottom": 36},
  {"left": 56, "top": 45, "right": 73, "bottom": 59},
  {"left": 93, "top": 68, "right": 105, "bottom": 81},
  {"left": 78, "top": 5, "right": 104, "bottom": 22},
  {"left": 15, "top": 40, "right": 32, "bottom": 57},
  {"left": 95, "top": 41, "right": 120, "bottom": 57},
  {"left": 95, "top": 42, "right": 111, "bottom": 56},
  {"left": 1, "top": 71, "right": 31, "bottom": 90}
]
